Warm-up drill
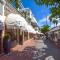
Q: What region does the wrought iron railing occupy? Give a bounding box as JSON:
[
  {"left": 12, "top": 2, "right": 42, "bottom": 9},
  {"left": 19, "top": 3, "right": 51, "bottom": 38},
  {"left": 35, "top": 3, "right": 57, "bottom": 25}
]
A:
[
  {"left": 5, "top": 1, "right": 24, "bottom": 14},
  {"left": 6, "top": 2, "right": 17, "bottom": 11}
]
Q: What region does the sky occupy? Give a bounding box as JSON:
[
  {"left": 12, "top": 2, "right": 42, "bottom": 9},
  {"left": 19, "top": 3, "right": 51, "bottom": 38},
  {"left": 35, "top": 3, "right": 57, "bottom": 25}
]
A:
[
  {"left": 21, "top": 0, "right": 60, "bottom": 28},
  {"left": 21, "top": 0, "right": 50, "bottom": 27}
]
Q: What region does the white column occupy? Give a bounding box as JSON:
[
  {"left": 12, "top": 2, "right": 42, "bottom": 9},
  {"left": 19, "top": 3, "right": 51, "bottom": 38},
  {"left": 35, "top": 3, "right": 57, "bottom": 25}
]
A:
[
  {"left": 0, "top": 0, "right": 6, "bottom": 54},
  {"left": 2, "top": 4, "right": 4, "bottom": 16},
  {"left": 20, "top": 29, "right": 23, "bottom": 44},
  {"left": 28, "top": 32, "right": 29, "bottom": 40},
  {"left": 22, "top": 31, "right": 24, "bottom": 42},
  {"left": 1, "top": 0, "right": 6, "bottom": 53},
  {"left": 2, "top": 0, "right": 6, "bottom": 16},
  {"left": 2, "top": 4, "right": 5, "bottom": 38},
  {"left": 17, "top": 29, "right": 19, "bottom": 44},
  {"left": 2, "top": 0, "right": 6, "bottom": 38}
]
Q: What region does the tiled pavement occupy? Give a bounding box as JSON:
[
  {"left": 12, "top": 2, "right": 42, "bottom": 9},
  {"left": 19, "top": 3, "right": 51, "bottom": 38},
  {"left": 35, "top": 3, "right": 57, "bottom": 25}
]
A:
[{"left": 0, "top": 39, "right": 60, "bottom": 60}]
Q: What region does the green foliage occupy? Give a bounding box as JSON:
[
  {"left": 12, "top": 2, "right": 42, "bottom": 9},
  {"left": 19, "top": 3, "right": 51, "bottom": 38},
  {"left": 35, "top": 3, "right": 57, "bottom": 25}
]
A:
[
  {"left": 34, "top": 0, "right": 60, "bottom": 6},
  {"left": 50, "top": 6, "right": 60, "bottom": 18},
  {"left": 3, "top": 33, "right": 10, "bottom": 41},
  {"left": 34, "top": 0, "right": 60, "bottom": 18},
  {"left": 49, "top": 15, "right": 58, "bottom": 27},
  {"left": 41, "top": 25, "right": 50, "bottom": 34},
  {"left": 52, "top": 19, "right": 58, "bottom": 26}
]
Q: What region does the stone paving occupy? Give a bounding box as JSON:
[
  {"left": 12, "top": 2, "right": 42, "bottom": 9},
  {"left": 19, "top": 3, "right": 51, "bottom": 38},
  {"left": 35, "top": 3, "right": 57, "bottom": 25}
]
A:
[
  {"left": 34, "top": 40, "right": 60, "bottom": 60},
  {"left": 0, "top": 39, "right": 60, "bottom": 60}
]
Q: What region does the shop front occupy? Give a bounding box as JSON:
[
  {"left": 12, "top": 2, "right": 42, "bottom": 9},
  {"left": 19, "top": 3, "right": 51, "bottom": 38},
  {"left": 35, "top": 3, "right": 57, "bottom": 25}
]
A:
[{"left": 47, "top": 26, "right": 60, "bottom": 48}]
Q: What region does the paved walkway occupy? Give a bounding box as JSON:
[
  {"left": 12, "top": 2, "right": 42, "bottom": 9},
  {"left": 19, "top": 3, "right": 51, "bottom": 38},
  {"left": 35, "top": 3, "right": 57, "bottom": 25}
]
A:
[
  {"left": 34, "top": 40, "right": 60, "bottom": 60},
  {"left": 0, "top": 39, "right": 60, "bottom": 60}
]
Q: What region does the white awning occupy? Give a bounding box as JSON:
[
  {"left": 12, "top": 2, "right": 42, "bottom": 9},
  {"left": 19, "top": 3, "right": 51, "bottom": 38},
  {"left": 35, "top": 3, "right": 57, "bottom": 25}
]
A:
[
  {"left": 36, "top": 31, "right": 43, "bottom": 34},
  {"left": 6, "top": 13, "right": 27, "bottom": 30},
  {"left": 6, "top": 13, "right": 36, "bottom": 34},
  {"left": 26, "top": 25, "right": 36, "bottom": 34},
  {"left": 0, "top": 15, "right": 5, "bottom": 22}
]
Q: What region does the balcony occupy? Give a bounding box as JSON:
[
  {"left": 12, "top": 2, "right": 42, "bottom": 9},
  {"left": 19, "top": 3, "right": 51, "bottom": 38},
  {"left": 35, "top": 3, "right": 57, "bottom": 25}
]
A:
[{"left": 4, "top": 1, "right": 19, "bottom": 16}]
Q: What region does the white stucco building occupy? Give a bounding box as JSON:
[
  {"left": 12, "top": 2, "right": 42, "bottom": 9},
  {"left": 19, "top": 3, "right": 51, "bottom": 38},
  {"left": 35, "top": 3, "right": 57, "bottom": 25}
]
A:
[{"left": 19, "top": 8, "right": 40, "bottom": 32}]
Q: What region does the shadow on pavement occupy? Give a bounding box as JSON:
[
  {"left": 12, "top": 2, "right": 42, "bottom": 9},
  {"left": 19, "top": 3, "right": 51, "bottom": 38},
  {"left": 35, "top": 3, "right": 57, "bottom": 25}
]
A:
[{"left": 0, "top": 40, "right": 60, "bottom": 60}]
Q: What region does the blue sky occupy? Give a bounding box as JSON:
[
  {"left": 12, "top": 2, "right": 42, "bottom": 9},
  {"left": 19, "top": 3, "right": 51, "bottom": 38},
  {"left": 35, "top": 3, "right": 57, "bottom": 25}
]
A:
[{"left": 22, "top": 0, "right": 50, "bottom": 27}]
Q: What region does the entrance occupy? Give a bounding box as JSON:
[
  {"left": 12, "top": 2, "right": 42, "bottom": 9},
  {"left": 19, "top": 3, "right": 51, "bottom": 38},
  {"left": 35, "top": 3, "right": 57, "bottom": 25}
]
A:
[{"left": 0, "top": 30, "right": 2, "bottom": 54}]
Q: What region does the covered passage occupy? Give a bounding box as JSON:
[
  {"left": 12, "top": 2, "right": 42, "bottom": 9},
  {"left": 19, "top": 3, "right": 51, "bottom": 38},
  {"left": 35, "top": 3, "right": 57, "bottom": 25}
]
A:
[{"left": 5, "top": 13, "right": 36, "bottom": 48}]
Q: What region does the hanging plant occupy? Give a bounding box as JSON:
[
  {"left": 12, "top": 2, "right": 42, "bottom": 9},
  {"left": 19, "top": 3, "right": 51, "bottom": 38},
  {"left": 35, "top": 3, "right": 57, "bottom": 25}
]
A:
[{"left": 3, "top": 32, "right": 10, "bottom": 41}]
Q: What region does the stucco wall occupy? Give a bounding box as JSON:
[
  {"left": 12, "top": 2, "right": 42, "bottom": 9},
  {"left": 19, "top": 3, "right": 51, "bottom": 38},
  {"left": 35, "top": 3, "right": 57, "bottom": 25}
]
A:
[{"left": 0, "top": 3, "right": 3, "bottom": 15}]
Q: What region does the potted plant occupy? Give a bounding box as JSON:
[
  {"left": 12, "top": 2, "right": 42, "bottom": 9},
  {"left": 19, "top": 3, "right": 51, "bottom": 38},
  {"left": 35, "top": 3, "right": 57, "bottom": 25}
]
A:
[{"left": 3, "top": 32, "right": 11, "bottom": 54}]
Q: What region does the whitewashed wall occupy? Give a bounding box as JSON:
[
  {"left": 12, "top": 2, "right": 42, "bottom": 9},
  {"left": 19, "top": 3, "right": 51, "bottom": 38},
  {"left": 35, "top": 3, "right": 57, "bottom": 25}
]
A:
[{"left": 0, "top": 3, "right": 3, "bottom": 15}]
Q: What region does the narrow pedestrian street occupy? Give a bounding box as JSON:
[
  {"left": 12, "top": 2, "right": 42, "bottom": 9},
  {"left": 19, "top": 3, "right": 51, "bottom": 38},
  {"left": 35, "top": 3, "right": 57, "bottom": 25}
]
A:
[
  {"left": 34, "top": 39, "right": 60, "bottom": 60},
  {"left": 0, "top": 0, "right": 60, "bottom": 60},
  {"left": 0, "top": 39, "right": 60, "bottom": 60}
]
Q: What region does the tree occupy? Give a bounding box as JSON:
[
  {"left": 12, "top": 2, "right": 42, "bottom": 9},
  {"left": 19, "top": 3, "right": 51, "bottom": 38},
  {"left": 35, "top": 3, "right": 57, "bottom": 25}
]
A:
[
  {"left": 52, "top": 19, "right": 58, "bottom": 27},
  {"left": 41, "top": 25, "right": 50, "bottom": 34},
  {"left": 34, "top": 0, "right": 60, "bottom": 19}
]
